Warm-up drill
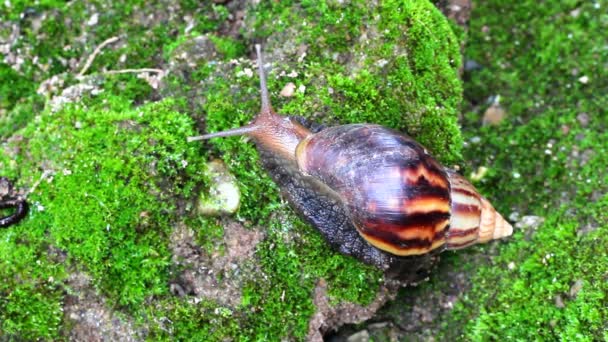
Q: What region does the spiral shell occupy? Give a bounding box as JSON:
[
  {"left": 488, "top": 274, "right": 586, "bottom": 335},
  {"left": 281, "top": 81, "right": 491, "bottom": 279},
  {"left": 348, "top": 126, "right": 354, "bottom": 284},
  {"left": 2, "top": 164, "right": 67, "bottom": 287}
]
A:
[{"left": 295, "top": 124, "right": 512, "bottom": 256}]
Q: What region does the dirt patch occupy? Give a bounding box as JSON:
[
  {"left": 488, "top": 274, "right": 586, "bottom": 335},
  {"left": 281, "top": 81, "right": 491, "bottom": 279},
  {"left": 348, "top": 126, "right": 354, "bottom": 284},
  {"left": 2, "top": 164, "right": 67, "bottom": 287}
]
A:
[
  {"left": 62, "top": 272, "right": 145, "bottom": 341},
  {"left": 169, "top": 220, "right": 264, "bottom": 307}
]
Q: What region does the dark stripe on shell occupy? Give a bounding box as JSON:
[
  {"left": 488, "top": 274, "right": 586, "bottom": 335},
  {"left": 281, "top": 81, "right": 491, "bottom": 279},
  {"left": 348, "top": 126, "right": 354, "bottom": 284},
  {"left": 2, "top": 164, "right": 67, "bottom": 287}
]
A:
[
  {"left": 360, "top": 210, "right": 450, "bottom": 229},
  {"left": 451, "top": 202, "right": 481, "bottom": 215},
  {"left": 451, "top": 186, "right": 479, "bottom": 199},
  {"left": 359, "top": 221, "right": 449, "bottom": 250},
  {"left": 447, "top": 227, "right": 479, "bottom": 237},
  {"left": 446, "top": 240, "right": 477, "bottom": 249}
]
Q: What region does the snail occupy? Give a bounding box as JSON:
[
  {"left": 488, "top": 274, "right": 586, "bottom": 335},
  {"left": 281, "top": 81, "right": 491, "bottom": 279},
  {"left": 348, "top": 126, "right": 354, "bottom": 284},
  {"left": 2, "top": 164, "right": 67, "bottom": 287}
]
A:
[
  {"left": 189, "top": 45, "right": 512, "bottom": 279},
  {"left": 0, "top": 177, "right": 28, "bottom": 228}
]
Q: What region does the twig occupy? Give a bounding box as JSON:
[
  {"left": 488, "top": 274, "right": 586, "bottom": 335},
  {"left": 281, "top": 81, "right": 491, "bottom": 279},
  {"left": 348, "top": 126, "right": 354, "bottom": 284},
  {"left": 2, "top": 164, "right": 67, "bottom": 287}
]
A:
[
  {"left": 105, "top": 68, "right": 165, "bottom": 75},
  {"left": 77, "top": 36, "right": 120, "bottom": 77}
]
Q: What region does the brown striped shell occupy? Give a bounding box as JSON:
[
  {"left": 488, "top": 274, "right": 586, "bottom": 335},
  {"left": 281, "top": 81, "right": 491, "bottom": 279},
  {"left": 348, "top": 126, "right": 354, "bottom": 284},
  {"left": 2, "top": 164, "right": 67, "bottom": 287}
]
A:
[{"left": 295, "top": 124, "right": 513, "bottom": 256}]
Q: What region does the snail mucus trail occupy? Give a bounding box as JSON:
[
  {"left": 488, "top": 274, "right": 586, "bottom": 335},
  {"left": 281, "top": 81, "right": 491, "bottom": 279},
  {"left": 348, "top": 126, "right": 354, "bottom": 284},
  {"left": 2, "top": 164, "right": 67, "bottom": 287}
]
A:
[{"left": 189, "top": 45, "right": 513, "bottom": 278}]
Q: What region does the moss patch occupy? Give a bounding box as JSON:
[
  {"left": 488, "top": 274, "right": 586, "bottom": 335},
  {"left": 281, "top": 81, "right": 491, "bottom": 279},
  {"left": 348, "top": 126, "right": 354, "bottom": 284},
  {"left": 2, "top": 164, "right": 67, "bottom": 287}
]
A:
[
  {"left": 249, "top": 0, "right": 463, "bottom": 164},
  {"left": 0, "top": 91, "right": 207, "bottom": 338},
  {"left": 432, "top": 0, "right": 608, "bottom": 340}
]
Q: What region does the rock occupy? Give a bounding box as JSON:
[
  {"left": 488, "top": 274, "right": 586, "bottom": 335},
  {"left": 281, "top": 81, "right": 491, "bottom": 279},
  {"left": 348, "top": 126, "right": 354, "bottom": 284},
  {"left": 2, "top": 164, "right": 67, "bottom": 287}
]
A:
[
  {"left": 464, "top": 59, "right": 483, "bottom": 72},
  {"left": 469, "top": 166, "right": 489, "bottom": 181},
  {"left": 165, "top": 35, "right": 220, "bottom": 80},
  {"left": 280, "top": 82, "right": 296, "bottom": 97},
  {"left": 576, "top": 113, "right": 589, "bottom": 127},
  {"left": 569, "top": 279, "right": 583, "bottom": 299},
  {"left": 435, "top": 0, "right": 472, "bottom": 28},
  {"left": 63, "top": 271, "right": 144, "bottom": 341},
  {"left": 48, "top": 77, "right": 103, "bottom": 112},
  {"left": 307, "top": 279, "right": 398, "bottom": 342},
  {"left": 482, "top": 104, "right": 507, "bottom": 126},
  {"left": 554, "top": 294, "right": 565, "bottom": 308},
  {"left": 169, "top": 221, "right": 264, "bottom": 308},
  {"left": 347, "top": 330, "right": 370, "bottom": 342},
  {"left": 197, "top": 160, "right": 241, "bottom": 216}
]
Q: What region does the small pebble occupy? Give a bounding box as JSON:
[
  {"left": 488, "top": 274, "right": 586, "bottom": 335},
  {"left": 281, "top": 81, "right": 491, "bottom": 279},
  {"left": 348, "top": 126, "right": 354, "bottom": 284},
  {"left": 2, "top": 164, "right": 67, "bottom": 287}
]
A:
[
  {"left": 570, "top": 8, "right": 581, "bottom": 17},
  {"left": 508, "top": 211, "right": 520, "bottom": 222},
  {"left": 376, "top": 59, "right": 388, "bottom": 68},
  {"left": 569, "top": 279, "right": 583, "bottom": 298},
  {"left": 236, "top": 68, "right": 253, "bottom": 78},
  {"left": 482, "top": 104, "right": 507, "bottom": 126},
  {"left": 86, "top": 13, "right": 99, "bottom": 26},
  {"left": 464, "top": 59, "right": 483, "bottom": 72},
  {"left": 347, "top": 330, "right": 369, "bottom": 342},
  {"left": 280, "top": 82, "right": 296, "bottom": 97},
  {"left": 554, "top": 294, "right": 565, "bottom": 308},
  {"left": 198, "top": 160, "right": 240, "bottom": 216},
  {"left": 470, "top": 166, "right": 488, "bottom": 182},
  {"left": 470, "top": 136, "right": 481, "bottom": 144},
  {"left": 576, "top": 113, "right": 589, "bottom": 127},
  {"left": 368, "top": 322, "right": 389, "bottom": 330}
]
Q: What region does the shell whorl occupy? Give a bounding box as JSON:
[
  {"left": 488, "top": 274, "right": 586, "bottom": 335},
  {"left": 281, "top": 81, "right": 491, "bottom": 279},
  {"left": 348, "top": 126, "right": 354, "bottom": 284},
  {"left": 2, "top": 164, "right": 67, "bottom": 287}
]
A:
[
  {"left": 445, "top": 170, "right": 513, "bottom": 249},
  {"left": 296, "top": 125, "right": 513, "bottom": 256}
]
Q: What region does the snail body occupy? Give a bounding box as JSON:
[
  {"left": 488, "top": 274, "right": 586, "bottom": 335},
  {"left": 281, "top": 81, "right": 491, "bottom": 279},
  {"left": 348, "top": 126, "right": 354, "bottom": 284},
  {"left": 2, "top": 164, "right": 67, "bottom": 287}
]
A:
[{"left": 189, "top": 45, "right": 512, "bottom": 275}]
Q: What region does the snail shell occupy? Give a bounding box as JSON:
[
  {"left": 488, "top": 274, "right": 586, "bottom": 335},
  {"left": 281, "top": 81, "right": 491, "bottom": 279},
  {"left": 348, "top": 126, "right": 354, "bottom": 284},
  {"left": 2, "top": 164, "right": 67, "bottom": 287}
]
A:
[
  {"left": 189, "top": 45, "right": 513, "bottom": 271},
  {"left": 295, "top": 124, "right": 512, "bottom": 256}
]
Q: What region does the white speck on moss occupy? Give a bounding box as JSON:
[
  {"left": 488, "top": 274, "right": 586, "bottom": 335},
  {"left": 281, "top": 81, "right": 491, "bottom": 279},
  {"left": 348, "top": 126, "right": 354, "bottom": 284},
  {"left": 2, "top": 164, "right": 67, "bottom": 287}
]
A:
[
  {"left": 236, "top": 68, "right": 253, "bottom": 78},
  {"left": 87, "top": 13, "right": 99, "bottom": 26}
]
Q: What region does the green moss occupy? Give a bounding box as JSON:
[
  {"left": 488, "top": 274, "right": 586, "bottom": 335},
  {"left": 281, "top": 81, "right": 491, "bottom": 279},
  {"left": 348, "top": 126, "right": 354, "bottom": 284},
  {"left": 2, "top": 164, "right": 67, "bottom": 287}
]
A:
[
  {"left": 144, "top": 298, "right": 241, "bottom": 340},
  {"left": 2, "top": 1, "right": 235, "bottom": 95},
  {"left": 442, "top": 200, "right": 608, "bottom": 340},
  {"left": 0, "top": 93, "right": 209, "bottom": 337},
  {"left": 0, "top": 0, "right": 66, "bottom": 21},
  {"left": 208, "top": 35, "right": 246, "bottom": 60},
  {"left": 252, "top": 0, "right": 463, "bottom": 164},
  {"left": 0, "top": 63, "right": 38, "bottom": 110},
  {"left": 239, "top": 216, "right": 381, "bottom": 339},
  {"left": 431, "top": 0, "right": 608, "bottom": 339}
]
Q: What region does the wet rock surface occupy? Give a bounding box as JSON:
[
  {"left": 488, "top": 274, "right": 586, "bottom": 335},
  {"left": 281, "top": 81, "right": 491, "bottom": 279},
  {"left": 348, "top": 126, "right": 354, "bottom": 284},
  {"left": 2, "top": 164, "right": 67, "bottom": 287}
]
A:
[{"left": 169, "top": 220, "right": 264, "bottom": 308}]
